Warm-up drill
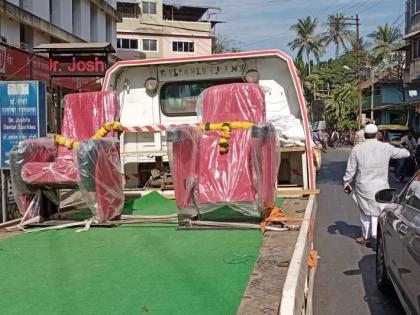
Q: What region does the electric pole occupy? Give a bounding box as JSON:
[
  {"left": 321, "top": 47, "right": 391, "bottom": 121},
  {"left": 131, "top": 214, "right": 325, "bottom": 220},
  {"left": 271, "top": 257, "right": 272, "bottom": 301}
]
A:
[{"left": 344, "top": 15, "right": 362, "bottom": 126}]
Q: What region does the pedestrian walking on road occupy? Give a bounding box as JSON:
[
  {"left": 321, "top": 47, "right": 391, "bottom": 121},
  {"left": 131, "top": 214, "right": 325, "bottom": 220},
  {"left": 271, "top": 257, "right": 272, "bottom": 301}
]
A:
[
  {"left": 396, "top": 131, "right": 417, "bottom": 182},
  {"left": 331, "top": 130, "right": 339, "bottom": 148},
  {"left": 343, "top": 124, "right": 410, "bottom": 247},
  {"left": 354, "top": 125, "right": 365, "bottom": 145}
]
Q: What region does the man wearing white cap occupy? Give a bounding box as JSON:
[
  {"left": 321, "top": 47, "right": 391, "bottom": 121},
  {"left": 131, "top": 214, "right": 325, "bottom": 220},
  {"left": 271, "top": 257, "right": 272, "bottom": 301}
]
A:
[{"left": 343, "top": 124, "right": 410, "bottom": 247}]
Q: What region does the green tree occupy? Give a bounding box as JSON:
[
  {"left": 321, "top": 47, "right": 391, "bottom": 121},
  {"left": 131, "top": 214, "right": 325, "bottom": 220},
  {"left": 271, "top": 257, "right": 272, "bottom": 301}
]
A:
[
  {"left": 321, "top": 13, "right": 355, "bottom": 59},
  {"left": 325, "top": 83, "right": 358, "bottom": 130},
  {"left": 288, "top": 17, "right": 324, "bottom": 74},
  {"left": 368, "top": 23, "right": 402, "bottom": 63},
  {"left": 213, "top": 34, "right": 242, "bottom": 54}
]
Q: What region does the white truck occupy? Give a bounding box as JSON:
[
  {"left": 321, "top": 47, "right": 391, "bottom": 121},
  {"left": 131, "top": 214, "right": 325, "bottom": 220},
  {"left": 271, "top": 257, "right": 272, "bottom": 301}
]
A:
[{"left": 103, "top": 50, "right": 318, "bottom": 314}]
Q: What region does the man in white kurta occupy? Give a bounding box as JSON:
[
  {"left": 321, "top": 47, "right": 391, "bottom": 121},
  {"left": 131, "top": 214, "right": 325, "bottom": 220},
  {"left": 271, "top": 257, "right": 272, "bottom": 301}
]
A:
[{"left": 343, "top": 124, "right": 410, "bottom": 246}]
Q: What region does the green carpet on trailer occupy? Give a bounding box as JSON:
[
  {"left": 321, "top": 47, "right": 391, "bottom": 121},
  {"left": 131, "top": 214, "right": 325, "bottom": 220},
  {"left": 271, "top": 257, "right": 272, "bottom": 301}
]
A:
[{"left": 0, "top": 192, "right": 265, "bottom": 315}]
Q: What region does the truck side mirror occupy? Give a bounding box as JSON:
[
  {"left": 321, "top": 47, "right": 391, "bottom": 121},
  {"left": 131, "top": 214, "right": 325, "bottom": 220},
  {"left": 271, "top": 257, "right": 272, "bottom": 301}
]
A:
[{"left": 375, "top": 189, "right": 397, "bottom": 203}]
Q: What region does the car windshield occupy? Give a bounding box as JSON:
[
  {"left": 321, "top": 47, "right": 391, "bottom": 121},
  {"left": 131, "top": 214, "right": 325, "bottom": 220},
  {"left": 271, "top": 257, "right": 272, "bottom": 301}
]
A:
[{"left": 386, "top": 130, "right": 408, "bottom": 141}]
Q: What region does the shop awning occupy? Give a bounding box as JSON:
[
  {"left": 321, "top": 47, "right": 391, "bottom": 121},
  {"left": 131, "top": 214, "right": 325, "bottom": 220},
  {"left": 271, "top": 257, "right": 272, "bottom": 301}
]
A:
[
  {"left": 33, "top": 42, "right": 115, "bottom": 53},
  {"left": 404, "top": 29, "right": 420, "bottom": 40}
]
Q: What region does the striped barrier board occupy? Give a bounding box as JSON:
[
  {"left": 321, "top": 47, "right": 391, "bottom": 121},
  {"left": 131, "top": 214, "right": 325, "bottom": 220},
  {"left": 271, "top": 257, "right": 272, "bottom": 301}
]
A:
[{"left": 122, "top": 123, "right": 199, "bottom": 133}]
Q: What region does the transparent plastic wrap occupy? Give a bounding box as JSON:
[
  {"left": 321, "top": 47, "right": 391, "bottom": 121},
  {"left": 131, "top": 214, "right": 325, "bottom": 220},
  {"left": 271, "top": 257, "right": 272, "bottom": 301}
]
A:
[
  {"left": 168, "top": 83, "right": 280, "bottom": 220},
  {"left": 8, "top": 91, "right": 123, "bottom": 223},
  {"left": 9, "top": 138, "right": 57, "bottom": 219},
  {"left": 58, "top": 91, "right": 121, "bottom": 160},
  {"left": 167, "top": 126, "right": 199, "bottom": 215},
  {"left": 77, "top": 138, "right": 124, "bottom": 223}
]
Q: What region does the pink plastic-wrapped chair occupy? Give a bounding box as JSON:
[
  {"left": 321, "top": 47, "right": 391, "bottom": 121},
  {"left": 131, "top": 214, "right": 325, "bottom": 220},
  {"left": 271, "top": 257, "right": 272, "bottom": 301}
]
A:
[
  {"left": 167, "top": 83, "right": 280, "bottom": 223},
  {"left": 10, "top": 91, "right": 124, "bottom": 223}
]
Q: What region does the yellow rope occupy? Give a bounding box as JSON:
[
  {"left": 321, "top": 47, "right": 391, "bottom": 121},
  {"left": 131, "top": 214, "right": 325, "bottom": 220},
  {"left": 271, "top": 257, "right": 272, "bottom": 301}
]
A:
[
  {"left": 197, "top": 121, "right": 254, "bottom": 154},
  {"left": 55, "top": 121, "right": 123, "bottom": 150}
]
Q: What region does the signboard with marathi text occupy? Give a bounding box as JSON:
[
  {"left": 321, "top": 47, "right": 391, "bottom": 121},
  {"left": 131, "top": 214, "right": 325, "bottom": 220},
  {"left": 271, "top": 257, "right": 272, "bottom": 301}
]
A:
[
  {"left": 0, "top": 81, "right": 46, "bottom": 169},
  {"left": 49, "top": 55, "right": 107, "bottom": 77}
]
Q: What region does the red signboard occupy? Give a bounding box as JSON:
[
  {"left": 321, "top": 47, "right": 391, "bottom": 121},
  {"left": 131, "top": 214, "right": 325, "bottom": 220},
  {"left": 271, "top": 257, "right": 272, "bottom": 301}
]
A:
[
  {"left": 3, "top": 45, "right": 100, "bottom": 91},
  {"left": 49, "top": 55, "right": 107, "bottom": 77}
]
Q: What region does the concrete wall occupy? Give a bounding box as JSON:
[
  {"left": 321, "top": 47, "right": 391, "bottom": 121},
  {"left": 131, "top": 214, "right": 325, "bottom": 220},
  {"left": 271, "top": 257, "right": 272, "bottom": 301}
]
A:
[
  {"left": 51, "top": 0, "right": 73, "bottom": 33},
  {"left": 140, "top": 0, "right": 163, "bottom": 24},
  {"left": 90, "top": 4, "right": 98, "bottom": 41},
  {"left": 97, "top": 7, "right": 107, "bottom": 42},
  {"left": 161, "top": 36, "right": 212, "bottom": 57},
  {"left": 73, "top": 0, "right": 91, "bottom": 41},
  {"left": 1, "top": 16, "right": 20, "bottom": 46},
  {"left": 106, "top": 15, "right": 117, "bottom": 48},
  {"left": 21, "top": 0, "right": 50, "bottom": 21},
  {"left": 32, "top": 30, "right": 50, "bottom": 47},
  {"left": 7, "top": 0, "right": 19, "bottom": 6},
  {"left": 116, "top": 33, "right": 212, "bottom": 59},
  {"left": 105, "top": 0, "right": 117, "bottom": 9},
  {"left": 90, "top": 4, "right": 107, "bottom": 42}
]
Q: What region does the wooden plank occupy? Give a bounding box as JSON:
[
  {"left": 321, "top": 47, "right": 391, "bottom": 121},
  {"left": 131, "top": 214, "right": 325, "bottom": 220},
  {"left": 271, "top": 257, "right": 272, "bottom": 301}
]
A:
[
  {"left": 279, "top": 147, "right": 306, "bottom": 152},
  {"left": 0, "top": 218, "right": 21, "bottom": 230},
  {"left": 277, "top": 189, "right": 320, "bottom": 197}
]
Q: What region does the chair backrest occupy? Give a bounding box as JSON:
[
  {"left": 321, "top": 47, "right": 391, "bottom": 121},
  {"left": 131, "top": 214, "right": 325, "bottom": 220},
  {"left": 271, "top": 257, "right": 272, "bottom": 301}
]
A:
[
  {"left": 58, "top": 91, "right": 120, "bottom": 159},
  {"left": 197, "top": 83, "right": 266, "bottom": 204},
  {"left": 200, "top": 83, "right": 265, "bottom": 123}
]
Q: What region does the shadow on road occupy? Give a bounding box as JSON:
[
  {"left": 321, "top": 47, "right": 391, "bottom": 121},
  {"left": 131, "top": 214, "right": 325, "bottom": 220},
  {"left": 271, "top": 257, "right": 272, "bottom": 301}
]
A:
[
  {"left": 343, "top": 254, "right": 405, "bottom": 315},
  {"left": 327, "top": 220, "right": 362, "bottom": 240},
  {"left": 317, "top": 160, "right": 348, "bottom": 185}
]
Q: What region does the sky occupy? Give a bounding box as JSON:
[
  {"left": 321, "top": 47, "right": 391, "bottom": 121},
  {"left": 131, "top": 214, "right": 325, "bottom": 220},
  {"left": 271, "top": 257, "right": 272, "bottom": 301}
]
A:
[{"left": 168, "top": 0, "right": 406, "bottom": 60}]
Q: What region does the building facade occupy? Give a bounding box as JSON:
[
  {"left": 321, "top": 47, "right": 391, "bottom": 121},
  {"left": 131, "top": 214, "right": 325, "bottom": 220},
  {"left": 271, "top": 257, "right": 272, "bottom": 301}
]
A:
[
  {"left": 402, "top": 0, "right": 420, "bottom": 132},
  {"left": 0, "top": 0, "right": 121, "bottom": 132},
  {"left": 405, "top": 0, "right": 420, "bottom": 82},
  {"left": 0, "top": 0, "right": 120, "bottom": 50},
  {"left": 116, "top": 0, "right": 220, "bottom": 60}
]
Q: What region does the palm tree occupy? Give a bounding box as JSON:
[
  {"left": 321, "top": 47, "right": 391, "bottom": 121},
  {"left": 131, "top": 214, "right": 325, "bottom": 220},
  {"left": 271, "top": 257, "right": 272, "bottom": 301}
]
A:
[
  {"left": 368, "top": 23, "right": 402, "bottom": 62},
  {"left": 288, "top": 17, "right": 324, "bottom": 74},
  {"left": 321, "top": 13, "right": 355, "bottom": 59}
]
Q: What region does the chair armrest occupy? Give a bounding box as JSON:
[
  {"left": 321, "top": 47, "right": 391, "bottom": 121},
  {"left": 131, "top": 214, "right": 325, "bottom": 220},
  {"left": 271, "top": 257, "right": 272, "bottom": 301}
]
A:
[
  {"left": 251, "top": 123, "right": 280, "bottom": 211},
  {"left": 77, "top": 138, "right": 123, "bottom": 222},
  {"left": 10, "top": 138, "right": 57, "bottom": 194},
  {"left": 76, "top": 138, "right": 120, "bottom": 192}
]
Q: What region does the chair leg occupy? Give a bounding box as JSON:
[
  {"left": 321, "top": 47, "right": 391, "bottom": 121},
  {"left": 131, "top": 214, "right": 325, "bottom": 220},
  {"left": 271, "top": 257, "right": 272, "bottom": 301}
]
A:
[{"left": 39, "top": 191, "right": 59, "bottom": 221}]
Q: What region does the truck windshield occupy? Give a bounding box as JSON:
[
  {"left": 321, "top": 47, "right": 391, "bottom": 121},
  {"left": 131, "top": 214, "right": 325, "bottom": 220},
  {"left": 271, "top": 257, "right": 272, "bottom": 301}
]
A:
[
  {"left": 160, "top": 80, "right": 240, "bottom": 116},
  {"left": 387, "top": 131, "right": 408, "bottom": 141}
]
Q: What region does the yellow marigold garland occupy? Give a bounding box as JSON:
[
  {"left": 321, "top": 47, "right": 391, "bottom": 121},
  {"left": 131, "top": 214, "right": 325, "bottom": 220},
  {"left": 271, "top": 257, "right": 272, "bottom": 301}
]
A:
[
  {"left": 55, "top": 121, "right": 123, "bottom": 150},
  {"left": 197, "top": 121, "right": 254, "bottom": 154}
]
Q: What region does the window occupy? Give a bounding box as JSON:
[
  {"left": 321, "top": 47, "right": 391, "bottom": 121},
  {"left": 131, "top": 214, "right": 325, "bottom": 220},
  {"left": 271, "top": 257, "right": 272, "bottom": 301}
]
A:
[
  {"left": 172, "top": 41, "right": 194, "bottom": 53},
  {"left": 117, "top": 38, "right": 138, "bottom": 50},
  {"left": 117, "top": 2, "right": 141, "bottom": 18},
  {"left": 160, "top": 80, "right": 240, "bottom": 116},
  {"left": 142, "top": 1, "right": 156, "bottom": 14},
  {"left": 142, "top": 39, "right": 157, "bottom": 51},
  {"left": 411, "top": 0, "right": 420, "bottom": 14},
  {"left": 413, "top": 38, "right": 420, "bottom": 59}
]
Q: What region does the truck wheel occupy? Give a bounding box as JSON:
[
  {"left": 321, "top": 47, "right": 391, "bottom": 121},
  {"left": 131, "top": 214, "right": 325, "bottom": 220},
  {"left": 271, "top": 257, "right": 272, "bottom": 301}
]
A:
[
  {"left": 376, "top": 231, "right": 392, "bottom": 292},
  {"left": 251, "top": 125, "right": 268, "bottom": 138}
]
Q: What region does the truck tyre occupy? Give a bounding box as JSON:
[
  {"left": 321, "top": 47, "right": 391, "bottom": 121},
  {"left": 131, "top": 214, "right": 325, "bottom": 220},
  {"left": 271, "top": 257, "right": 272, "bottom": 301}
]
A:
[
  {"left": 376, "top": 231, "right": 392, "bottom": 292},
  {"left": 167, "top": 129, "right": 182, "bottom": 143},
  {"left": 252, "top": 125, "right": 268, "bottom": 138}
]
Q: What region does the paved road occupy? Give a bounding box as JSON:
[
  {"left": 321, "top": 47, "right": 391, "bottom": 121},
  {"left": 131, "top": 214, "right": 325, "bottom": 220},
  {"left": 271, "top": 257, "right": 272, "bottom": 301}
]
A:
[{"left": 313, "top": 147, "right": 405, "bottom": 315}]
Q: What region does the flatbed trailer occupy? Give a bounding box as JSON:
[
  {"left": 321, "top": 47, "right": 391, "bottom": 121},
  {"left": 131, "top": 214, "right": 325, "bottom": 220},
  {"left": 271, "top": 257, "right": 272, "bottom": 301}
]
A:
[
  {"left": 0, "top": 50, "right": 318, "bottom": 315},
  {"left": 103, "top": 51, "right": 319, "bottom": 313}
]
